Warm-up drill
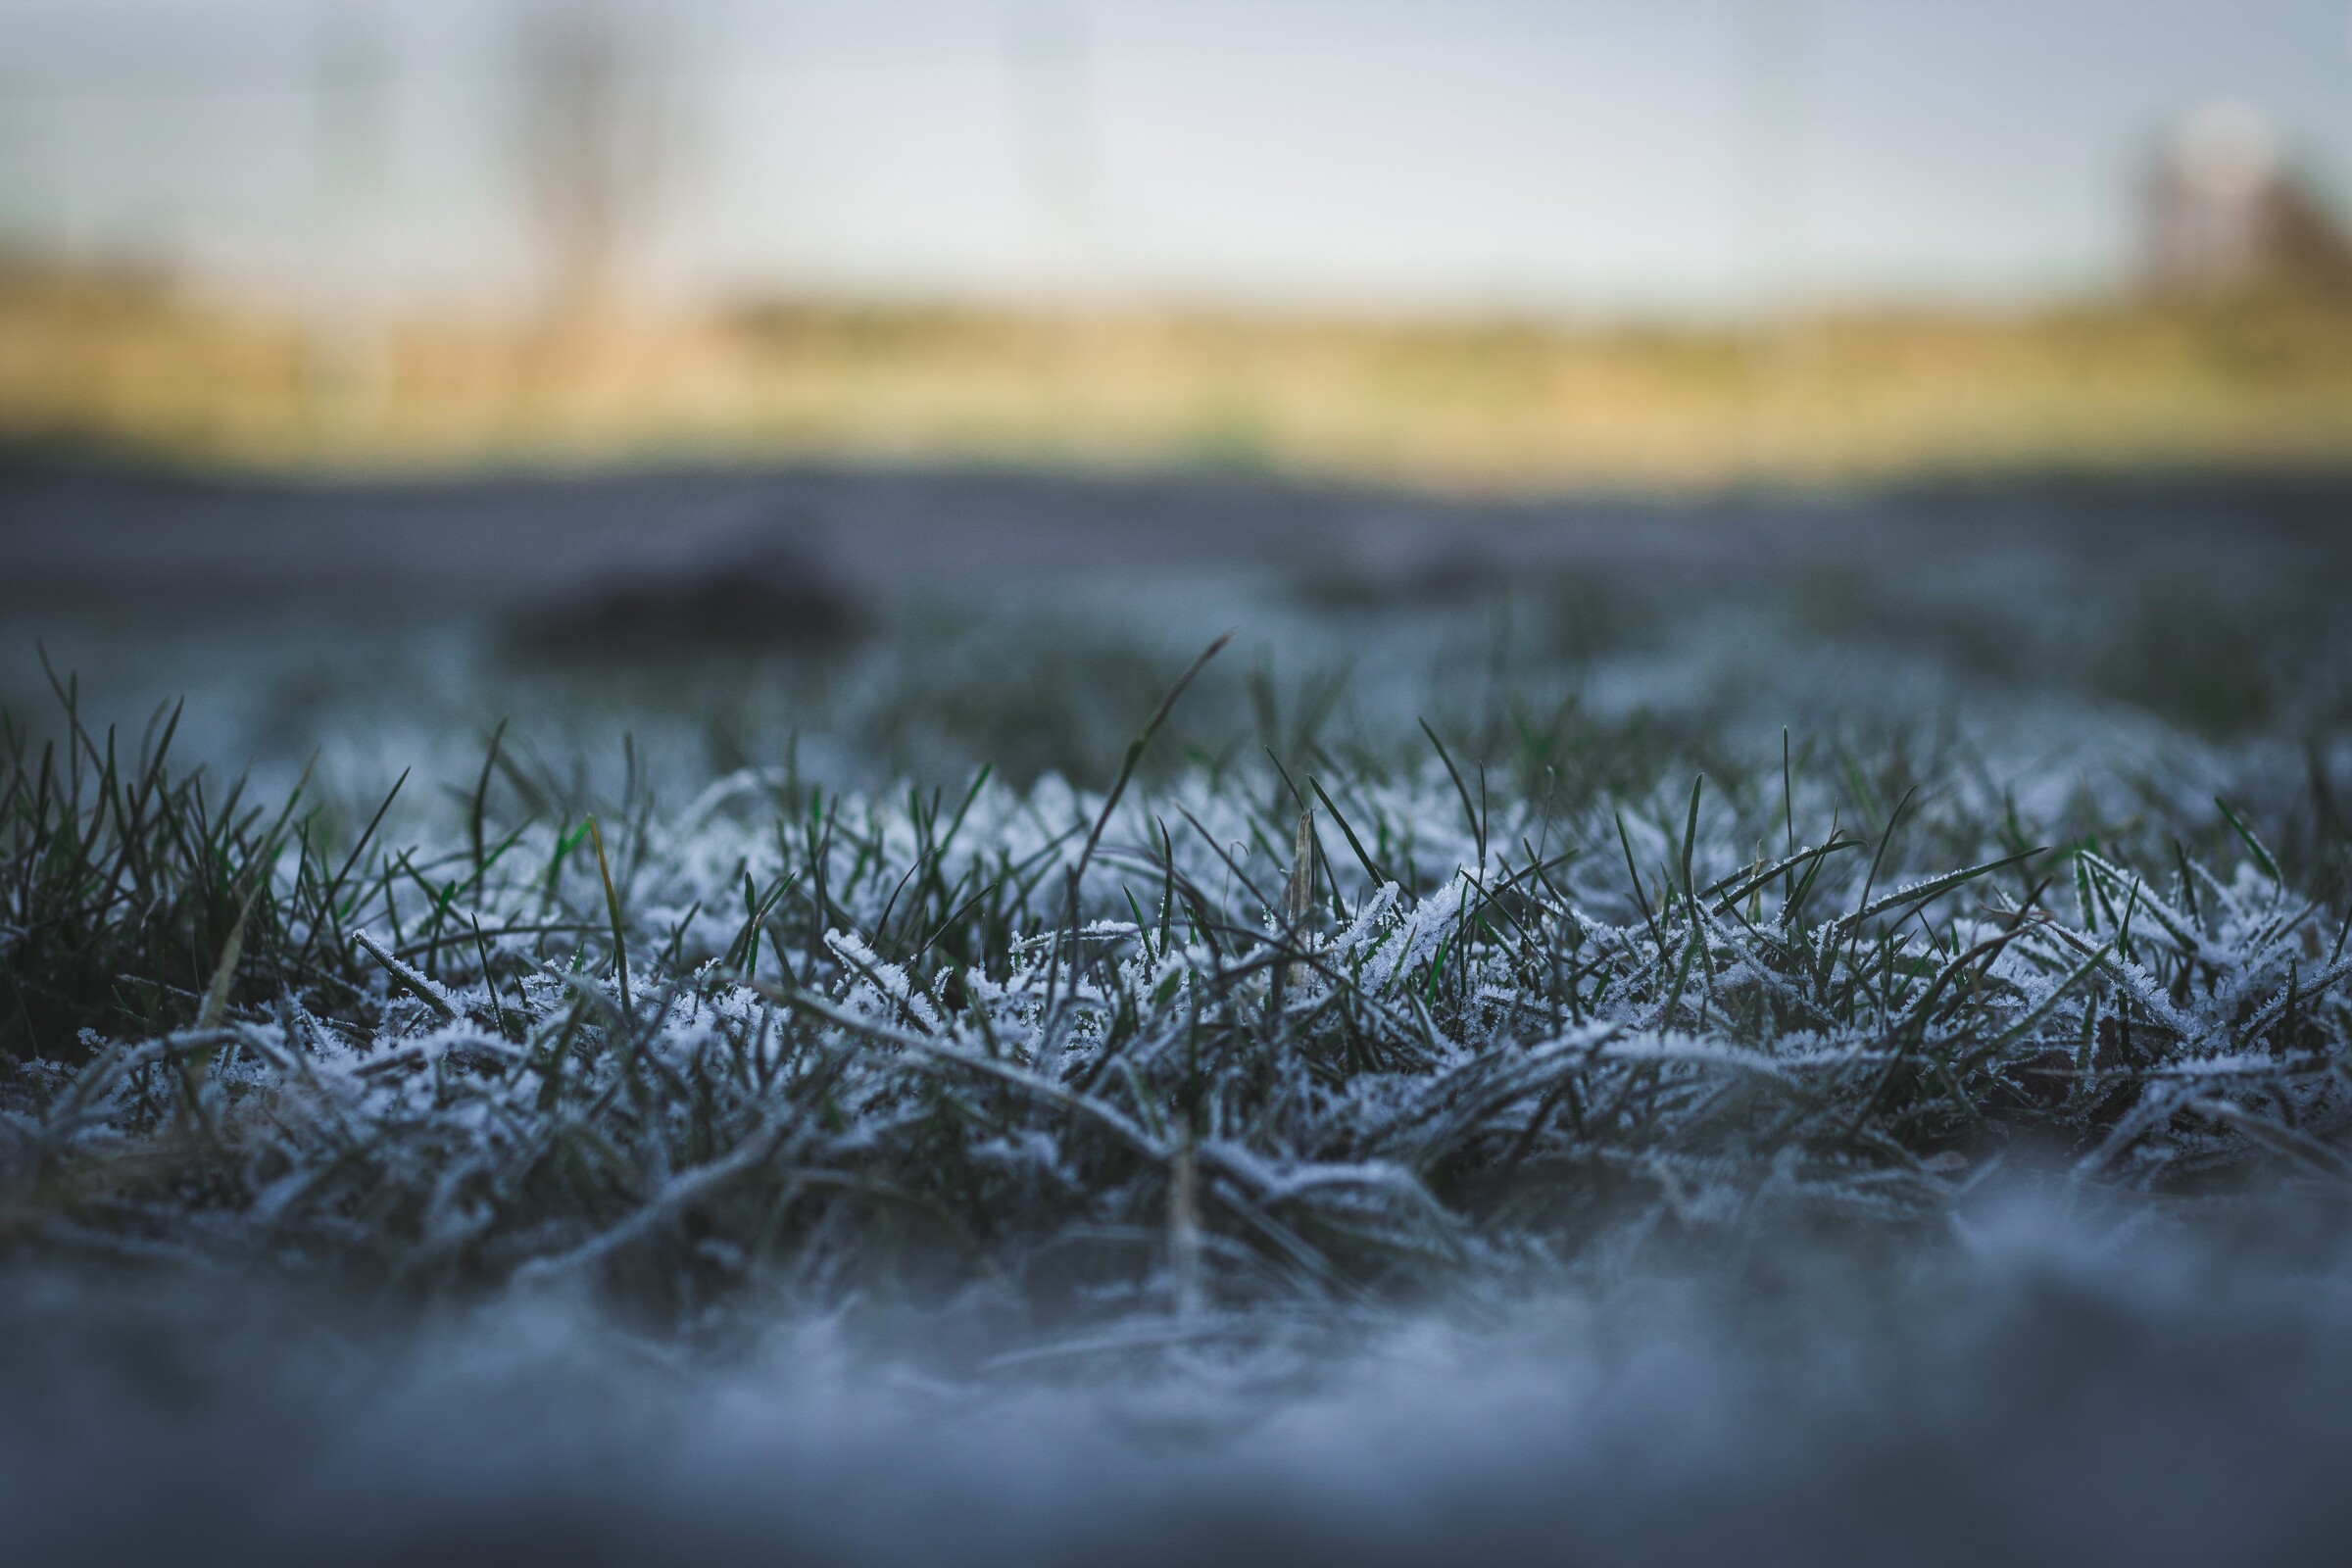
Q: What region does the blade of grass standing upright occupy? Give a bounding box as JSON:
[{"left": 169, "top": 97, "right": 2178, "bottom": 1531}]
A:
[
  {"left": 588, "top": 816, "right": 630, "bottom": 1020},
  {"left": 1047, "top": 633, "right": 1232, "bottom": 1012}
]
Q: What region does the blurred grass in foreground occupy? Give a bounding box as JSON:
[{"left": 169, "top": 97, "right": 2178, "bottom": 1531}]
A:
[{"left": 5, "top": 258, "right": 2352, "bottom": 485}]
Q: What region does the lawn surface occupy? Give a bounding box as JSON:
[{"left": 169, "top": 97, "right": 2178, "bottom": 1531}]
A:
[{"left": 3, "top": 468, "right": 2350, "bottom": 1563}]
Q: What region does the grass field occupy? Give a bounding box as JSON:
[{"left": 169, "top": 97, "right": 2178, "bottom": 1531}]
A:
[
  {"left": 10, "top": 260, "right": 2352, "bottom": 486},
  {"left": 4, "top": 486, "right": 2352, "bottom": 1559},
  {"left": 5, "top": 612, "right": 2348, "bottom": 1310}
]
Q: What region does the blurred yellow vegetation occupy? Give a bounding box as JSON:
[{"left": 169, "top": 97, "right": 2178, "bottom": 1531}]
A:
[{"left": 5, "top": 259, "right": 2352, "bottom": 488}]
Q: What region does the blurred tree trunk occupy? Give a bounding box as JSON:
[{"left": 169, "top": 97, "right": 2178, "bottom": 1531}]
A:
[{"left": 514, "top": 0, "right": 666, "bottom": 331}]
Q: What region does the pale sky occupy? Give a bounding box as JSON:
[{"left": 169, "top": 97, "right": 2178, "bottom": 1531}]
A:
[{"left": 2, "top": 0, "right": 2349, "bottom": 316}]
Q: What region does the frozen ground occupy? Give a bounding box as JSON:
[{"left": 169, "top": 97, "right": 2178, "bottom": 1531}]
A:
[
  {"left": 3, "top": 460, "right": 2351, "bottom": 1564},
  {"left": 9, "top": 1191, "right": 2352, "bottom": 1568}
]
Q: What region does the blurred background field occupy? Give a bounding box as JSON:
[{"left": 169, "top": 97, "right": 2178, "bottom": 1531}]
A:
[
  {"left": 5, "top": 0, "right": 2352, "bottom": 488},
  {"left": 10, "top": 272, "right": 2352, "bottom": 484}
]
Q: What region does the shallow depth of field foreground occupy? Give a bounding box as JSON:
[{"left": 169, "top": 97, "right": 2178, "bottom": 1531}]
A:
[{"left": 3, "top": 472, "right": 2352, "bottom": 1564}]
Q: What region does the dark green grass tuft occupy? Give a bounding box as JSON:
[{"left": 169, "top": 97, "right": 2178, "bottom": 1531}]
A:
[{"left": 0, "top": 664, "right": 382, "bottom": 1062}]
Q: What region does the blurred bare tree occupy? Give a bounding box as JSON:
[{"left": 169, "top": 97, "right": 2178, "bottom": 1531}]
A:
[
  {"left": 1737, "top": 0, "right": 1808, "bottom": 317},
  {"left": 2141, "top": 101, "right": 2352, "bottom": 302},
  {"left": 513, "top": 0, "right": 668, "bottom": 324},
  {"left": 1007, "top": 3, "right": 1097, "bottom": 285}
]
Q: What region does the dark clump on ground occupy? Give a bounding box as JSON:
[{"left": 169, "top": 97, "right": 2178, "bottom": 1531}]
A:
[{"left": 518, "top": 517, "right": 865, "bottom": 658}]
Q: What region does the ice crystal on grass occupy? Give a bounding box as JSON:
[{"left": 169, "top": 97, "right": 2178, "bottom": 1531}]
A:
[{"left": 6, "top": 660, "right": 2349, "bottom": 1331}]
